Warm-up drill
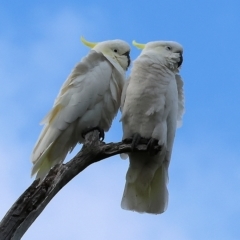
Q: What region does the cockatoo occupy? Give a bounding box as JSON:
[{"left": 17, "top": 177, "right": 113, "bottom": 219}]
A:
[
  {"left": 31, "top": 37, "right": 131, "bottom": 181},
  {"left": 120, "top": 40, "right": 184, "bottom": 214}
]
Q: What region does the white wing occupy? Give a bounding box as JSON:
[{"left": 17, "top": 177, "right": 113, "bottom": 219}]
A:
[
  {"left": 120, "top": 77, "right": 130, "bottom": 111},
  {"left": 175, "top": 74, "right": 185, "bottom": 128},
  {"left": 121, "top": 54, "right": 173, "bottom": 139},
  {"left": 120, "top": 51, "right": 180, "bottom": 214},
  {"left": 32, "top": 50, "right": 122, "bottom": 178}
]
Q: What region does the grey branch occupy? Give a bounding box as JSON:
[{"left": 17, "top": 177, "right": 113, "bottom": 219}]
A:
[{"left": 0, "top": 130, "right": 161, "bottom": 240}]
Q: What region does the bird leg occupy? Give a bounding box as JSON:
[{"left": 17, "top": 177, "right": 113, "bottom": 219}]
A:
[
  {"left": 82, "top": 126, "right": 105, "bottom": 141},
  {"left": 123, "top": 133, "right": 142, "bottom": 149},
  {"left": 147, "top": 138, "right": 159, "bottom": 156},
  {"left": 131, "top": 133, "right": 143, "bottom": 149},
  {"left": 123, "top": 134, "right": 153, "bottom": 150},
  {"left": 122, "top": 138, "right": 133, "bottom": 144}
]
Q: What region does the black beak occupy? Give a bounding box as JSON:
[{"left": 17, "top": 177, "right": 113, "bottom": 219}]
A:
[
  {"left": 178, "top": 53, "right": 183, "bottom": 67},
  {"left": 123, "top": 51, "right": 131, "bottom": 68}
]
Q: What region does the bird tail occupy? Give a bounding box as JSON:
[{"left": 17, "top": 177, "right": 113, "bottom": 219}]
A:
[
  {"left": 121, "top": 152, "right": 169, "bottom": 214},
  {"left": 31, "top": 122, "right": 78, "bottom": 181},
  {"left": 31, "top": 137, "right": 74, "bottom": 181}
]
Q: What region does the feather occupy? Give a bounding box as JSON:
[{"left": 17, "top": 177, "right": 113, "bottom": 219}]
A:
[
  {"left": 176, "top": 74, "right": 185, "bottom": 128},
  {"left": 31, "top": 39, "right": 130, "bottom": 181},
  {"left": 121, "top": 40, "right": 184, "bottom": 214}
]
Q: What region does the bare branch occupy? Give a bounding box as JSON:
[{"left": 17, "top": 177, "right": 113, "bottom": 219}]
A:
[{"left": 0, "top": 130, "right": 161, "bottom": 240}]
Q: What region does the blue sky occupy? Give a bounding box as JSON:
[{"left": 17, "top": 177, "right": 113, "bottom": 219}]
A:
[{"left": 1, "top": 0, "right": 240, "bottom": 239}]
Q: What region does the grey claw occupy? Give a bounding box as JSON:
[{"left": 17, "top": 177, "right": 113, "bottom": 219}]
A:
[
  {"left": 82, "top": 126, "right": 105, "bottom": 141},
  {"left": 131, "top": 133, "right": 142, "bottom": 149},
  {"left": 147, "top": 138, "right": 159, "bottom": 156}
]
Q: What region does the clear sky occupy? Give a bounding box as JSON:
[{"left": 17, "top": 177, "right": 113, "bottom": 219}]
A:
[{"left": 1, "top": 0, "right": 240, "bottom": 239}]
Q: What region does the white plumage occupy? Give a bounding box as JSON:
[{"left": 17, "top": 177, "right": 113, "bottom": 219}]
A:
[
  {"left": 120, "top": 40, "right": 184, "bottom": 214},
  {"left": 31, "top": 37, "right": 131, "bottom": 181}
]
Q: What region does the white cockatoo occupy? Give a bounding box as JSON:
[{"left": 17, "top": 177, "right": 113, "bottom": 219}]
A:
[
  {"left": 31, "top": 37, "right": 131, "bottom": 181},
  {"left": 120, "top": 40, "right": 184, "bottom": 214}
]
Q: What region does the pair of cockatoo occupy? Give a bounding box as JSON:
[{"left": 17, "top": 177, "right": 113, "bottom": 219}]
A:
[{"left": 31, "top": 36, "right": 184, "bottom": 214}]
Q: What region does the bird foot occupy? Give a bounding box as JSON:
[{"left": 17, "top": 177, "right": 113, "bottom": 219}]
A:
[
  {"left": 131, "top": 133, "right": 142, "bottom": 149},
  {"left": 82, "top": 126, "right": 105, "bottom": 141},
  {"left": 123, "top": 134, "right": 159, "bottom": 154},
  {"left": 122, "top": 138, "right": 133, "bottom": 144},
  {"left": 123, "top": 133, "right": 148, "bottom": 150},
  {"left": 147, "top": 138, "right": 159, "bottom": 156}
]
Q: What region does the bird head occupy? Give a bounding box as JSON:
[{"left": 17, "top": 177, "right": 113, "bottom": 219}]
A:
[
  {"left": 81, "top": 36, "right": 131, "bottom": 74},
  {"left": 133, "top": 40, "right": 183, "bottom": 69}
]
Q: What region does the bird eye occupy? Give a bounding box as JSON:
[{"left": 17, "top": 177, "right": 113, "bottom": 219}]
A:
[
  {"left": 166, "top": 46, "right": 171, "bottom": 50},
  {"left": 114, "top": 49, "right": 118, "bottom": 53}
]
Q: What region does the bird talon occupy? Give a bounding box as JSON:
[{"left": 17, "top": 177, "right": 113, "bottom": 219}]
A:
[
  {"left": 131, "top": 133, "right": 142, "bottom": 149},
  {"left": 147, "top": 138, "right": 159, "bottom": 156},
  {"left": 99, "top": 130, "right": 105, "bottom": 141},
  {"left": 123, "top": 138, "right": 133, "bottom": 144},
  {"left": 82, "top": 126, "right": 105, "bottom": 141}
]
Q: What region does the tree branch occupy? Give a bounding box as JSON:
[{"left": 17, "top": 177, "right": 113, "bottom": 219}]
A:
[{"left": 0, "top": 130, "right": 161, "bottom": 240}]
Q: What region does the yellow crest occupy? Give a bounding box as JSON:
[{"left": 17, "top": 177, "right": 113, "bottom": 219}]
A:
[
  {"left": 80, "top": 36, "right": 98, "bottom": 48},
  {"left": 132, "top": 40, "right": 145, "bottom": 49}
]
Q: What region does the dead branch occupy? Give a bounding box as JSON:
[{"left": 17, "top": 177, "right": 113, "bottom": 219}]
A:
[{"left": 0, "top": 130, "right": 161, "bottom": 240}]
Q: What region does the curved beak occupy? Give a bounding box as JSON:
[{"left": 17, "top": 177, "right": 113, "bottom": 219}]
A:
[{"left": 178, "top": 53, "right": 183, "bottom": 67}]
